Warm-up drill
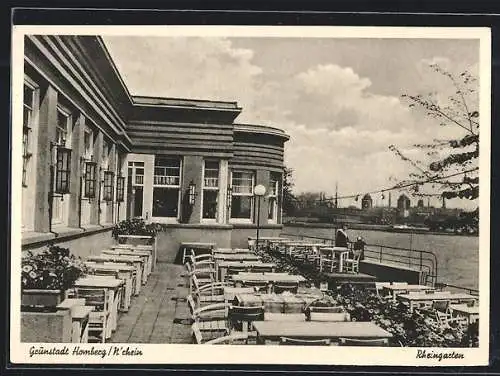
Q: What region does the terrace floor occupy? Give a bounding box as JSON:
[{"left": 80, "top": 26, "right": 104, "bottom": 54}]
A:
[{"left": 110, "top": 262, "right": 192, "bottom": 344}]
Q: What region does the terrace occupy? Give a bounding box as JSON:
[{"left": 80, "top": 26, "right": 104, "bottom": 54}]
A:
[{"left": 21, "top": 229, "right": 479, "bottom": 347}]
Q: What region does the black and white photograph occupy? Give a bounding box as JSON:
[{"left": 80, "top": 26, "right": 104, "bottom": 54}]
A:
[{"left": 10, "top": 25, "right": 491, "bottom": 366}]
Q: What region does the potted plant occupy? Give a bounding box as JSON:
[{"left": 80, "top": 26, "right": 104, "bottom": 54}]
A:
[
  {"left": 21, "top": 245, "right": 87, "bottom": 310},
  {"left": 112, "top": 218, "right": 164, "bottom": 244}
]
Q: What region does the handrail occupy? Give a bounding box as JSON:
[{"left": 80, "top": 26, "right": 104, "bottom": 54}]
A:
[
  {"left": 435, "top": 282, "right": 479, "bottom": 296},
  {"left": 280, "top": 231, "right": 438, "bottom": 286}
]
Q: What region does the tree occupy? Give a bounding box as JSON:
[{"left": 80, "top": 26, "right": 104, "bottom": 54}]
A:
[
  {"left": 282, "top": 166, "right": 296, "bottom": 216},
  {"left": 389, "top": 64, "right": 479, "bottom": 203}
]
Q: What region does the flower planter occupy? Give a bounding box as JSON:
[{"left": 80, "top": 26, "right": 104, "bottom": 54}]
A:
[{"left": 21, "top": 289, "right": 66, "bottom": 309}]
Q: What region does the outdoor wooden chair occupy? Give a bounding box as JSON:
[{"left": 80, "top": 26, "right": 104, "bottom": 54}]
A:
[
  {"left": 191, "top": 322, "right": 249, "bottom": 344},
  {"left": 279, "top": 337, "right": 331, "bottom": 346},
  {"left": 338, "top": 337, "right": 389, "bottom": 347},
  {"left": 228, "top": 305, "right": 265, "bottom": 334},
  {"left": 319, "top": 251, "right": 338, "bottom": 273},
  {"left": 343, "top": 252, "right": 361, "bottom": 274},
  {"left": 187, "top": 295, "right": 231, "bottom": 339},
  {"left": 424, "top": 300, "right": 467, "bottom": 328},
  {"left": 75, "top": 287, "right": 110, "bottom": 343},
  {"left": 188, "top": 255, "right": 215, "bottom": 273},
  {"left": 193, "top": 281, "right": 229, "bottom": 307},
  {"left": 189, "top": 272, "right": 215, "bottom": 296}
]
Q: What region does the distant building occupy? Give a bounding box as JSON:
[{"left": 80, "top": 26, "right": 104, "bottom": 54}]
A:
[
  {"left": 361, "top": 194, "right": 373, "bottom": 209},
  {"left": 397, "top": 194, "right": 411, "bottom": 210}
]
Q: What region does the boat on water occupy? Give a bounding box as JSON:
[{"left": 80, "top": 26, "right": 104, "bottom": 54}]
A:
[{"left": 389, "top": 224, "right": 430, "bottom": 233}]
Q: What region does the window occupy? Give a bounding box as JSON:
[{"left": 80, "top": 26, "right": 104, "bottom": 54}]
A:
[
  {"left": 84, "top": 162, "right": 97, "bottom": 198},
  {"left": 23, "top": 84, "right": 35, "bottom": 187},
  {"left": 230, "top": 171, "right": 254, "bottom": 220},
  {"left": 103, "top": 171, "right": 114, "bottom": 201},
  {"left": 52, "top": 106, "right": 72, "bottom": 225},
  {"left": 83, "top": 128, "right": 93, "bottom": 160},
  {"left": 54, "top": 107, "right": 72, "bottom": 194},
  {"left": 154, "top": 158, "right": 180, "bottom": 186},
  {"left": 116, "top": 176, "right": 125, "bottom": 202},
  {"left": 153, "top": 157, "right": 181, "bottom": 218},
  {"left": 101, "top": 140, "right": 109, "bottom": 169},
  {"left": 268, "top": 172, "right": 281, "bottom": 222},
  {"left": 128, "top": 161, "right": 144, "bottom": 186},
  {"left": 202, "top": 160, "right": 219, "bottom": 220},
  {"left": 56, "top": 108, "right": 71, "bottom": 147}
]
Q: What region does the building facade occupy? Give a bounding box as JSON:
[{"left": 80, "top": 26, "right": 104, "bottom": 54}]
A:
[{"left": 20, "top": 35, "right": 289, "bottom": 259}]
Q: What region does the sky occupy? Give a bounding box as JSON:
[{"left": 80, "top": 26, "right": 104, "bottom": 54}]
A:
[{"left": 102, "top": 35, "right": 480, "bottom": 209}]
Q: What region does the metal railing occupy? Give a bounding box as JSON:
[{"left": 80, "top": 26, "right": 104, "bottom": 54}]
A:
[
  {"left": 280, "top": 232, "right": 438, "bottom": 286},
  {"left": 435, "top": 282, "right": 479, "bottom": 296}
]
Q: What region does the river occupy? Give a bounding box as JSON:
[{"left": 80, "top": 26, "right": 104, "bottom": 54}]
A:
[{"left": 282, "top": 224, "right": 479, "bottom": 290}]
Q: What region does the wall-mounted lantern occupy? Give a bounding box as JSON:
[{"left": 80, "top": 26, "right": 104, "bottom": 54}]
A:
[
  {"left": 116, "top": 175, "right": 125, "bottom": 202},
  {"left": 84, "top": 161, "right": 97, "bottom": 198},
  {"left": 103, "top": 170, "right": 115, "bottom": 202},
  {"left": 54, "top": 147, "right": 72, "bottom": 194},
  {"left": 188, "top": 181, "right": 197, "bottom": 205}
]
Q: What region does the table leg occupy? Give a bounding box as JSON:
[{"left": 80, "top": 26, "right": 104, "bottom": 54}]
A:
[
  {"left": 106, "top": 290, "right": 115, "bottom": 339},
  {"left": 135, "top": 263, "right": 142, "bottom": 295},
  {"left": 72, "top": 320, "right": 80, "bottom": 343}
]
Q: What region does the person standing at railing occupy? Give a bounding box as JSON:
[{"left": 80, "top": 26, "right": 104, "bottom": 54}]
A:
[{"left": 335, "top": 225, "right": 349, "bottom": 248}]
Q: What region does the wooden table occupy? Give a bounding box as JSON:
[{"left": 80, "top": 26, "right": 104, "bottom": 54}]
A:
[
  {"left": 111, "top": 244, "right": 154, "bottom": 273},
  {"left": 382, "top": 284, "right": 436, "bottom": 302},
  {"left": 217, "top": 261, "right": 276, "bottom": 282},
  {"left": 223, "top": 286, "right": 255, "bottom": 301},
  {"left": 253, "top": 321, "right": 393, "bottom": 344},
  {"left": 450, "top": 303, "right": 480, "bottom": 324},
  {"left": 235, "top": 293, "right": 321, "bottom": 313},
  {"left": 180, "top": 242, "right": 215, "bottom": 264},
  {"left": 74, "top": 277, "right": 124, "bottom": 339},
  {"left": 117, "top": 235, "right": 156, "bottom": 269},
  {"left": 396, "top": 291, "right": 477, "bottom": 312},
  {"left": 85, "top": 262, "right": 136, "bottom": 311},
  {"left": 213, "top": 253, "right": 261, "bottom": 262},
  {"left": 232, "top": 273, "right": 306, "bottom": 292},
  {"left": 284, "top": 242, "right": 325, "bottom": 258},
  {"left": 319, "top": 247, "right": 350, "bottom": 273},
  {"left": 87, "top": 254, "right": 143, "bottom": 296},
  {"left": 213, "top": 248, "right": 252, "bottom": 254},
  {"left": 56, "top": 298, "right": 93, "bottom": 343},
  {"left": 102, "top": 249, "right": 151, "bottom": 283}
]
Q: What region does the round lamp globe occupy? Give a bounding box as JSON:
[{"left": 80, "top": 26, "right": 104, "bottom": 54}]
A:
[{"left": 254, "top": 184, "right": 266, "bottom": 196}]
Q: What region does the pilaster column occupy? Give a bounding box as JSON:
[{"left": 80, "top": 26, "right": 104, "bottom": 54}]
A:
[
  {"left": 34, "top": 85, "right": 57, "bottom": 233},
  {"left": 90, "top": 131, "right": 103, "bottom": 225},
  {"left": 68, "top": 113, "right": 85, "bottom": 228}
]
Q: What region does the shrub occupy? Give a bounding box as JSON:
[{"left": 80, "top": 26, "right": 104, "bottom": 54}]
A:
[
  {"left": 112, "top": 218, "right": 166, "bottom": 241},
  {"left": 21, "top": 245, "right": 87, "bottom": 291}
]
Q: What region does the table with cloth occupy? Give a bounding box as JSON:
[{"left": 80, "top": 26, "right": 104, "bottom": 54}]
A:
[{"left": 234, "top": 292, "right": 324, "bottom": 314}]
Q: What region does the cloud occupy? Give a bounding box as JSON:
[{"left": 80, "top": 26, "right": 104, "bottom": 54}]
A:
[{"left": 103, "top": 36, "right": 479, "bottom": 208}]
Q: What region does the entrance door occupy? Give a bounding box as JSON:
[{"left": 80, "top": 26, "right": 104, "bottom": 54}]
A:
[
  {"left": 134, "top": 187, "right": 143, "bottom": 217},
  {"left": 127, "top": 161, "right": 145, "bottom": 218}
]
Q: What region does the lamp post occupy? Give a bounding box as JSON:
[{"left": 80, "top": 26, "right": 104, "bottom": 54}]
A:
[{"left": 254, "top": 184, "right": 266, "bottom": 251}]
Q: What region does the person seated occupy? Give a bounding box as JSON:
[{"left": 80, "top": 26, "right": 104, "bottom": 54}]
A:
[{"left": 352, "top": 236, "right": 366, "bottom": 260}]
